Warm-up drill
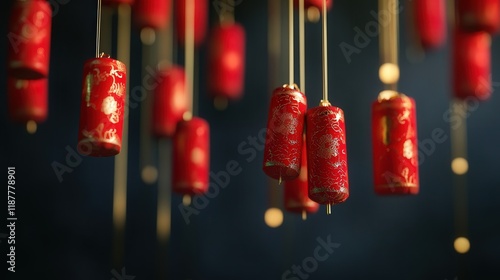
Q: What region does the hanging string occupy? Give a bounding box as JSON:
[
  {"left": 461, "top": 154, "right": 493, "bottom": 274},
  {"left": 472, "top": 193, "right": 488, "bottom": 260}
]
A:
[
  {"left": 95, "top": 0, "right": 102, "bottom": 57},
  {"left": 289, "top": 0, "right": 294, "bottom": 86},
  {"left": 321, "top": 0, "right": 328, "bottom": 103},
  {"left": 299, "top": 0, "right": 305, "bottom": 91},
  {"left": 185, "top": 0, "right": 195, "bottom": 118}
]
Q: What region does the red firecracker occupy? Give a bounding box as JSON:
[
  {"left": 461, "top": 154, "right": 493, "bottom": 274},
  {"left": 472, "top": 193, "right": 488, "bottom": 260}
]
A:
[
  {"left": 453, "top": 30, "right": 491, "bottom": 100},
  {"left": 294, "top": 0, "right": 333, "bottom": 10},
  {"left": 208, "top": 22, "right": 246, "bottom": 100},
  {"left": 77, "top": 56, "right": 127, "bottom": 157},
  {"left": 306, "top": 103, "right": 348, "bottom": 205},
  {"left": 457, "top": 0, "right": 500, "bottom": 34},
  {"left": 152, "top": 65, "right": 189, "bottom": 138},
  {"left": 284, "top": 138, "right": 319, "bottom": 215},
  {"left": 8, "top": 78, "right": 48, "bottom": 123},
  {"left": 176, "top": 0, "right": 208, "bottom": 45},
  {"left": 172, "top": 117, "right": 210, "bottom": 195},
  {"left": 103, "top": 0, "right": 135, "bottom": 6},
  {"left": 133, "top": 0, "right": 171, "bottom": 30},
  {"left": 372, "top": 94, "right": 419, "bottom": 195},
  {"left": 263, "top": 84, "right": 307, "bottom": 181},
  {"left": 413, "top": 0, "right": 447, "bottom": 49},
  {"left": 8, "top": 0, "right": 52, "bottom": 80}
]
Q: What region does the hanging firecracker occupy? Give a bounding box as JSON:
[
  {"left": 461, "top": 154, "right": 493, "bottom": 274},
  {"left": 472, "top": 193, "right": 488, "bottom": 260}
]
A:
[
  {"left": 413, "top": 0, "right": 447, "bottom": 49},
  {"left": 263, "top": 84, "right": 307, "bottom": 182},
  {"left": 207, "top": 22, "right": 246, "bottom": 101},
  {"left": 456, "top": 0, "right": 500, "bottom": 34},
  {"left": 284, "top": 138, "right": 319, "bottom": 219},
  {"left": 103, "top": 0, "right": 135, "bottom": 6},
  {"left": 172, "top": 117, "right": 210, "bottom": 195},
  {"left": 176, "top": 0, "right": 208, "bottom": 45},
  {"left": 77, "top": 55, "right": 127, "bottom": 157},
  {"left": 133, "top": 0, "right": 171, "bottom": 30},
  {"left": 371, "top": 92, "right": 419, "bottom": 195},
  {"left": 306, "top": 102, "right": 349, "bottom": 209},
  {"left": 452, "top": 30, "right": 491, "bottom": 100},
  {"left": 152, "top": 65, "right": 189, "bottom": 138},
  {"left": 8, "top": 0, "right": 52, "bottom": 80},
  {"left": 8, "top": 77, "right": 48, "bottom": 124}
]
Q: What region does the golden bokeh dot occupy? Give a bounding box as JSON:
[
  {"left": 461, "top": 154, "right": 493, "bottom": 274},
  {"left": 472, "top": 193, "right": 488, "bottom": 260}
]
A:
[
  {"left": 26, "top": 120, "right": 37, "bottom": 134},
  {"left": 306, "top": 7, "right": 321, "bottom": 23},
  {"left": 264, "top": 207, "right": 283, "bottom": 228},
  {"left": 451, "top": 157, "right": 469, "bottom": 175},
  {"left": 379, "top": 63, "right": 400, "bottom": 84},
  {"left": 454, "top": 237, "right": 470, "bottom": 254},
  {"left": 141, "top": 165, "right": 158, "bottom": 184}
]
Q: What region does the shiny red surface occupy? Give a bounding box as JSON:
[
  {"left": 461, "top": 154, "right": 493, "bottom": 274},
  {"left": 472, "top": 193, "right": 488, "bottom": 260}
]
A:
[
  {"left": 372, "top": 95, "right": 419, "bottom": 195},
  {"left": 176, "top": 0, "right": 208, "bottom": 46},
  {"left": 453, "top": 30, "right": 491, "bottom": 100},
  {"left": 306, "top": 105, "right": 348, "bottom": 205},
  {"left": 208, "top": 22, "right": 246, "bottom": 100},
  {"left": 284, "top": 138, "right": 319, "bottom": 214},
  {"left": 263, "top": 85, "right": 307, "bottom": 181},
  {"left": 457, "top": 0, "right": 500, "bottom": 33},
  {"left": 8, "top": 0, "right": 52, "bottom": 79},
  {"left": 77, "top": 57, "right": 127, "bottom": 157},
  {"left": 133, "top": 0, "right": 171, "bottom": 30},
  {"left": 172, "top": 117, "right": 210, "bottom": 196},
  {"left": 413, "top": 0, "right": 446, "bottom": 49},
  {"left": 152, "top": 65, "right": 189, "bottom": 138},
  {"left": 8, "top": 78, "right": 48, "bottom": 123}
]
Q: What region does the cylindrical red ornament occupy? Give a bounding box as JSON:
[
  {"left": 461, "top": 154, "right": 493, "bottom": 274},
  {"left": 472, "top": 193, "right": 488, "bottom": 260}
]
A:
[
  {"left": 77, "top": 57, "right": 127, "bottom": 157},
  {"left": 152, "top": 65, "right": 189, "bottom": 138},
  {"left": 453, "top": 30, "right": 491, "bottom": 100},
  {"left": 306, "top": 104, "right": 348, "bottom": 205},
  {"left": 457, "top": 0, "right": 500, "bottom": 34},
  {"left": 176, "top": 0, "right": 208, "bottom": 45},
  {"left": 413, "top": 0, "right": 447, "bottom": 49},
  {"left": 284, "top": 138, "right": 319, "bottom": 215},
  {"left": 294, "top": 0, "right": 333, "bottom": 10},
  {"left": 8, "top": 78, "right": 48, "bottom": 123},
  {"left": 263, "top": 84, "right": 307, "bottom": 181},
  {"left": 8, "top": 0, "right": 52, "bottom": 80},
  {"left": 133, "top": 0, "right": 171, "bottom": 30},
  {"left": 103, "top": 0, "right": 135, "bottom": 6},
  {"left": 172, "top": 118, "right": 210, "bottom": 195},
  {"left": 208, "top": 22, "right": 246, "bottom": 100},
  {"left": 372, "top": 93, "right": 419, "bottom": 195}
]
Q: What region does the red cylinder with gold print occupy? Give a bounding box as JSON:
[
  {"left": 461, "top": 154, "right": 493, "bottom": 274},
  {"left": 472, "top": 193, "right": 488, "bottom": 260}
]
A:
[
  {"left": 77, "top": 56, "right": 127, "bottom": 157},
  {"left": 457, "top": 0, "right": 500, "bottom": 34},
  {"left": 208, "top": 22, "right": 246, "bottom": 100},
  {"left": 152, "top": 65, "right": 189, "bottom": 138},
  {"left": 284, "top": 138, "right": 319, "bottom": 215},
  {"left": 176, "top": 0, "right": 208, "bottom": 45},
  {"left": 133, "top": 0, "right": 171, "bottom": 30},
  {"left": 172, "top": 117, "right": 210, "bottom": 195},
  {"left": 103, "top": 0, "right": 135, "bottom": 6},
  {"left": 452, "top": 30, "right": 491, "bottom": 101},
  {"left": 263, "top": 84, "right": 307, "bottom": 182},
  {"left": 306, "top": 103, "right": 349, "bottom": 205},
  {"left": 8, "top": 0, "right": 52, "bottom": 80},
  {"left": 8, "top": 78, "right": 48, "bottom": 123},
  {"left": 413, "top": 0, "right": 447, "bottom": 49},
  {"left": 371, "top": 92, "right": 419, "bottom": 195}
]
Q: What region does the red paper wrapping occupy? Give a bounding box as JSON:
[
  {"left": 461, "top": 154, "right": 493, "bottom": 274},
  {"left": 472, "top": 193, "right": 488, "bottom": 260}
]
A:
[
  {"left": 133, "top": 0, "right": 171, "bottom": 30},
  {"left": 284, "top": 138, "right": 319, "bottom": 214},
  {"left": 152, "top": 65, "right": 189, "bottom": 138},
  {"left": 306, "top": 104, "right": 348, "bottom": 205},
  {"left": 453, "top": 30, "right": 491, "bottom": 100},
  {"left": 263, "top": 85, "right": 307, "bottom": 181},
  {"left": 172, "top": 117, "right": 210, "bottom": 195},
  {"left": 8, "top": 0, "right": 52, "bottom": 79},
  {"left": 413, "top": 0, "right": 447, "bottom": 49},
  {"left": 77, "top": 57, "right": 127, "bottom": 157},
  {"left": 8, "top": 78, "right": 48, "bottom": 123},
  {"left": 457, "top": 0, "right": 500, "bottom": 34},
  {"left": 103, "top": 0, "right": 135, "bottom": 6},
  {"left": 208, "top": 22, "right": 246, "bottom": 100},
  {"left": 372, "top": 94, "right": 419, "bottom": 195},
  {"left": 176, "top": 0, "right": 208, "bottom": 45}
]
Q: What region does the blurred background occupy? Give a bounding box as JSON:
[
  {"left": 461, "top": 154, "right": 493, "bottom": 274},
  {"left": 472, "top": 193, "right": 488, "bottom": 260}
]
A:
[{"left": 1, "top": 0, "right": 500, "bottom": 279}]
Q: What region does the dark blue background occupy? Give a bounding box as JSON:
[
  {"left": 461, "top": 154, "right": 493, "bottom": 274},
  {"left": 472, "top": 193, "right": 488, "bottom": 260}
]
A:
[{"left": 1, "top": 0, "right": 500, "bottom": 279}]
